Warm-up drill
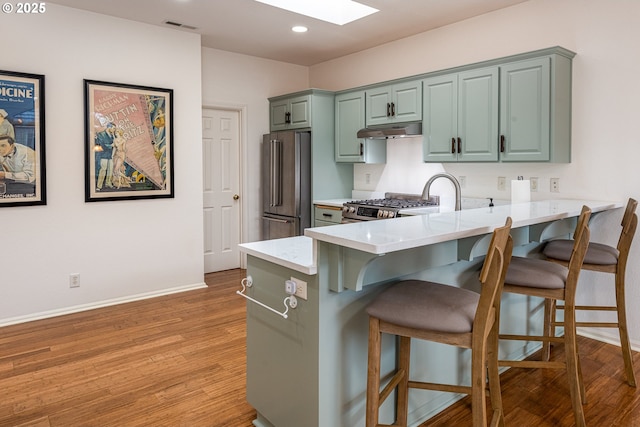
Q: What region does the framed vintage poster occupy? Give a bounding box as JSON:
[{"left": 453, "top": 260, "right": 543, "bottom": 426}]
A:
[
  {"left": 0, "top": 70, "right": 46, "bottom": 207},
  {"left": 84, "top": 80, "right": 174, "bottom": 202}
]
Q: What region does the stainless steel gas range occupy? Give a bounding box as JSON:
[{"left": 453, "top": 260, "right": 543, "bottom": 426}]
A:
[{"left": 341, "top": 193, "right": 439, "bottom": 222}]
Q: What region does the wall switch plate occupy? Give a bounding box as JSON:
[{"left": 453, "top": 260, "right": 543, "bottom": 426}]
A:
[
  {"left": 497, "top": 176, "right": 506, "bottom": 191},
  {"left": 459, "top": 176, "right": 466, "bottom": 188},
  {"left": 290, "top": 277, "right": 307, "bottom": 300},
  {"left": 530, "top": 177, "right": 539, "bottom": 192},
  {"left": 69, "top": 273, "right": 80, "bottom": 288},
  {"left": 550, "top": 178, "right": 560, "bottom": 193}
]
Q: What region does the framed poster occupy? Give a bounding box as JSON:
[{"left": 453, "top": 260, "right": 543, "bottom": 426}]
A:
[
  {"left": 0, "top": 70, "right": 46, "bottom": 207},
  {"left": 84, "top": 79, "right": 174, "bottom": 202}
]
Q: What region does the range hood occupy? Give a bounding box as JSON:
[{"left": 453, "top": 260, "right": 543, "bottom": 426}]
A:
[{"left": 357, "top": 122, "right": 422, "bottom": 139}]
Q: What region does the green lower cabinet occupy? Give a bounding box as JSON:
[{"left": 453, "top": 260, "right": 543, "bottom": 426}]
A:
[{"left": 314, "top": 205, "right": 342, "bottom": 227}]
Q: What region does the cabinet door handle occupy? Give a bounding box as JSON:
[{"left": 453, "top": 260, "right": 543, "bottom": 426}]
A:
[
  {"left": 391, "top": 102, "right": 395, "bottom": 117},
  {"left": 386, "top": 103, "right": 391, "bottom": 117},
  {"left": 322, "top": 213, "right": 333, "bottom": 218},
  {"left": 457, "top": 137, "right": 462, "bottom": 154},
  {"left": 360, "top": 142, "right": 364, "bottom": 156},
  {"left": 500, "top": 135, "right": 505, "bottom": 152},
  {"left": 451, "top": 138, "right": 456, "bottom": 154},
  {"left": 285, "top": 111, "right": 291, "bottom": 124}
]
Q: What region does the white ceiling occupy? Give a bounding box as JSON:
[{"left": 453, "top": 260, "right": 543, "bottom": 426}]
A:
[{"left": 48, "top": 0, "right": 529, "bottom": 66}]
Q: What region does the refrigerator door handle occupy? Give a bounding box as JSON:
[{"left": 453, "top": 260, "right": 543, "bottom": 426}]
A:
[
  {"left": 262, "top": 215, "right": 293, "bottom": 224},
  {"left": 270, "top": 139, "right": 283, "bottom": 207}
]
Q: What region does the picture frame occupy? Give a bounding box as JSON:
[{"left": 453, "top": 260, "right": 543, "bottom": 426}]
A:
[
  {"left": 0, "top": 70, "right": 46, "bottom": 207},
  {"left": 84, "top": 79, "right": 174, "bottom": 202}
]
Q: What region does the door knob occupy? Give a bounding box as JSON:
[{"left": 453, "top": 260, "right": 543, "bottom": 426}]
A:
[{"left": 233, "top": 194, "right": 240, "bottom": 200}]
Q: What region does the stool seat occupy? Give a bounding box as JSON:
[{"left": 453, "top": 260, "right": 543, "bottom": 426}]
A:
[
  {"left": 505, "top": 257, "right": 568, "bottom": 290},
  {"left": 366, "top": 280, "right": 479, "bottom": 333},
  {"left": 544, "top": 239, "right": 619, "bottom": 265}
]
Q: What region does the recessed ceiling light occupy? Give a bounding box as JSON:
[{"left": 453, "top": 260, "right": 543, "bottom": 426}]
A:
[
  {"left": 292, "top": 26, "right": 308, "bottom": 33},
  {"left": 254, "top": 0, "right": 378, "bottom": 25}
]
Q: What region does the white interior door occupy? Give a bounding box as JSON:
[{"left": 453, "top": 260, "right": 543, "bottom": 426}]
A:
[{"left": 202, "top": 108, "right": 241, "bottom": 273}]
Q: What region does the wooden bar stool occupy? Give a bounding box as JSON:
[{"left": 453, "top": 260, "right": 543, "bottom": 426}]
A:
[
  {"left": 498, "top": 206, "right": 591, "bottom": 427},
  {"left": 543, "top": 198, "right": 637, "bottom": 387},
  {"left": 365, "top": 218, "right": 513, "bottom": 427}
]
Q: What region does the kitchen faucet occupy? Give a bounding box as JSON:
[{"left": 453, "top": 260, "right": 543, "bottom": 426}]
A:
[{"left": 421, "top": 173, "right": 462, "bottom": 211}]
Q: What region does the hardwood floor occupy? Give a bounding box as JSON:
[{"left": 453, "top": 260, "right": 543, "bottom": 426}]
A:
[
  {"left": 0, "top": 268, "right": 638, "bottom": 426},
  {"left": 0, "top": 269, "right": 256, "bottom": 427}
]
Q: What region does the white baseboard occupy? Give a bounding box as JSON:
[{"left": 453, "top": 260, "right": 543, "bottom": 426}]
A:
[
  {"left": 578, "top": 328, "right": 640, "bottom": 352},
  {"left": 0, "top": 282, "right": 207, "bottom": 328}
]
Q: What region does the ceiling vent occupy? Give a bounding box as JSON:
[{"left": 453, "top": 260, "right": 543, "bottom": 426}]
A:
[{"left": 164, "top": 20, "right": 198, "bottom": 30}]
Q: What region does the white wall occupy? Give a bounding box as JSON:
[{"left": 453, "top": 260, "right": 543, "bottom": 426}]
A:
[
  {"left": 309, "top": 0, "right": 640, "bottom": 348},
  {"left": 0, "top": 5, "right": 204, "bottom": 324},
  {"left": 201, "top": 48, "right": 309, "bottom": 242}
]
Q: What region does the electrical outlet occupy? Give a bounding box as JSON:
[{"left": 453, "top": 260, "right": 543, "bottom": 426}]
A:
[
  {"left": 365, "top": 173, "right": 371, "bottom": 184},
  {"left": 290, "top": 277, "right": 307, "bottom": 300},
  {"left": 497, "top": 176, "right": 506, "bottom": 191},
  {"left": 550, "top": 178, "right": 560, "bottom": 193},
  {"left": 69, "top": 273, "right": 80, "bottom": 288},
  {"left": 459, "top": 176, "right": 466, "bottom": 189},
  {"left": 530, "top": 177, "right": 539, "bottom": 192}
]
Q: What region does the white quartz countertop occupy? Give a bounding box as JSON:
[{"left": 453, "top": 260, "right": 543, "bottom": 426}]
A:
[
  {"left": 240, "top": 199, "right": 623, "bottom": 274},
  {"left": 313, "top": 199, "right": 351, "bottom": 208},
  {"left": 239, "top": 235, "right": 316, "bottom": 275},
  {"left": 305, "top": 199, "right": 623, "bottom": 254}
]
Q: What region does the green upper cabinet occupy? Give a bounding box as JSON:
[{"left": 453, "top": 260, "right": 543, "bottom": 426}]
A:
[
  {"left": 499, "top": 56, "right": 566, "bottom": 162},
  {"left": 270, "top": 94, "right": 311, "bottom": 131},
  {"left": 335, "top": 91, "right": 386, "bottom": 163},
  {"left": 423, "top": 67, "right": 499, "bottom": 162},
  {"left": 422, "top": 47, "right": 574, "bottom": 163},
  {"left": 365, "top": 80, "right": 422, "bottom": 127}
]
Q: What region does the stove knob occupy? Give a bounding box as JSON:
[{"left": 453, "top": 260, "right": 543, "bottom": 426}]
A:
[
  {"left": 388, "top": 211, "right": 395, "bottom": 218},
  {"left": 377, "top": 210, "right": 384, "bottom": 218},
  {"left": 383, "top": 210, "right": 390, "bottom": 218},
  {"left": 342, "top": 206, "right": 349, "bottom": 213},
  {"left": 349, "top": 207, "right": 356, "bottom": 214}
]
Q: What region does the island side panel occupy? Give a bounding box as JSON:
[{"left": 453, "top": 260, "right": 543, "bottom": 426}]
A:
[{"left": 245, "top": 255, "right": 320, "bottom": 427}]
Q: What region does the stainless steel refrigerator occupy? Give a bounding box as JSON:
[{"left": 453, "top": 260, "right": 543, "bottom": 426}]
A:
[{"left": 261, "top": 131, "right": 311, "bottom": 240}]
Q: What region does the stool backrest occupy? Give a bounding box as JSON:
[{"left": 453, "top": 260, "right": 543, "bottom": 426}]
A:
[
  {"left": 618, "top": 198, "right": 637, "bottom": 257},
  {"left": 565, "top": 206, "right": 592, "bottom": 302},
  {"left": 475, "top": 217, "right": 513, "bottom": 337}
]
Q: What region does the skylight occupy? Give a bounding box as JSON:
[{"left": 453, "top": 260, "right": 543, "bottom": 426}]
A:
[{"left": 254, "top": 0, "right": 379, "bottom": 25}]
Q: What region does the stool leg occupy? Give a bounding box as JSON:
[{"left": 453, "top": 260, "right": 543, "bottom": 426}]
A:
[
  {"left": 396, "top": 336, "right": 411, "bottom": 427},
  {"left": 487, "top": 322, "right": 504, "bottom": 427},
  {"left": 471, "top": 337, "right": 489, "bottom": 427},
  {"left": 366, "top": 317, "right": 382, "bottom": 427},
  {"left": 614, "top": 268, "right": 637, "bottom": 387},
  {"left": 542, "top": 299, "right": 556, "bottom": 361},
  {"left": 564, "top": 303, "right": 587, "bottom": 427}
]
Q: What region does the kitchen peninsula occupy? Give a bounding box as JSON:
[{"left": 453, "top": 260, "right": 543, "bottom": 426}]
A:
[{"left": 238, "top": 199, "right": 622, "bottom": 427}]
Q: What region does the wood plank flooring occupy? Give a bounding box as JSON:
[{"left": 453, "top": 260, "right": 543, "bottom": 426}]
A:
[{"left": 0, "top": 268, "right": 638, "bottom": 426}]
